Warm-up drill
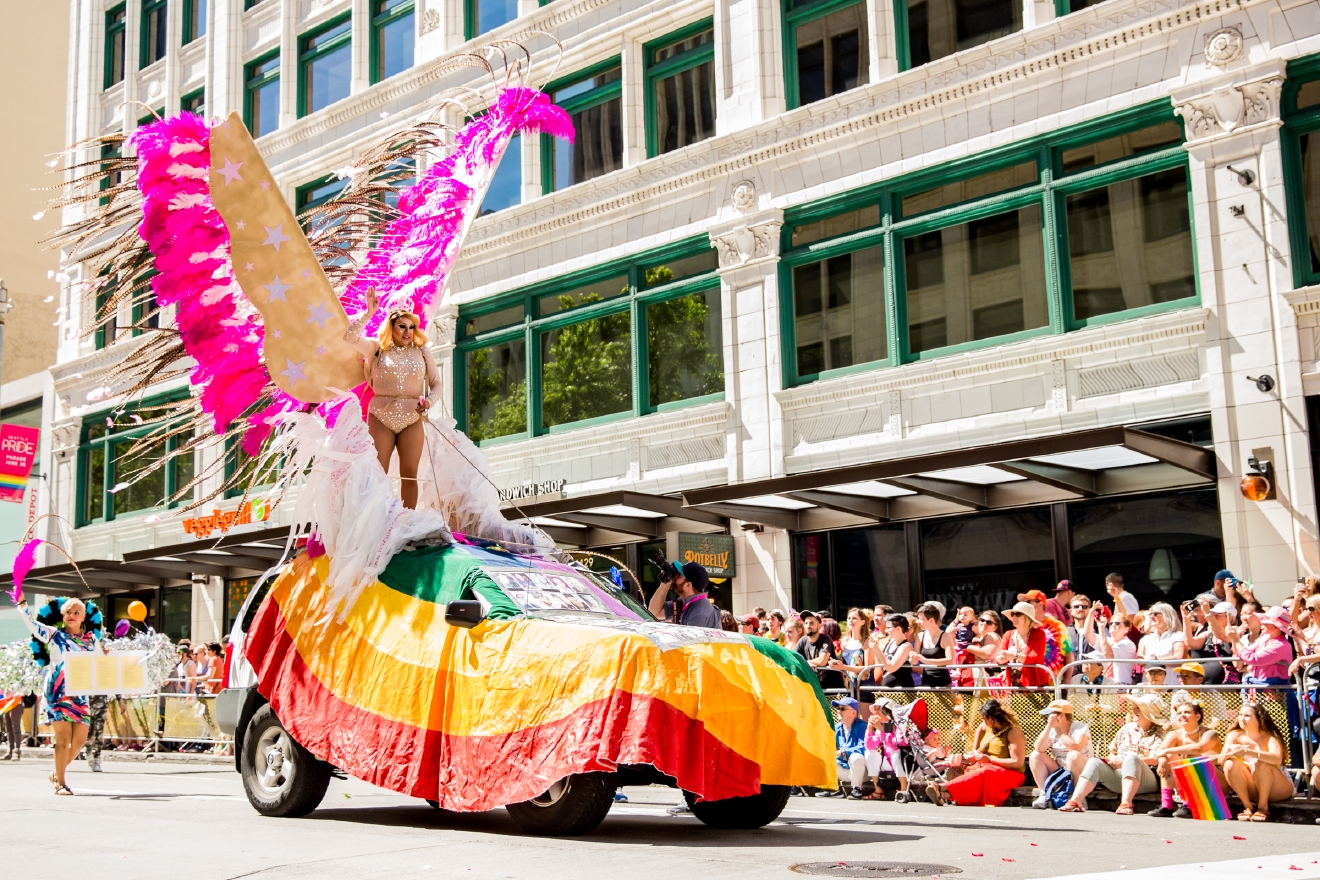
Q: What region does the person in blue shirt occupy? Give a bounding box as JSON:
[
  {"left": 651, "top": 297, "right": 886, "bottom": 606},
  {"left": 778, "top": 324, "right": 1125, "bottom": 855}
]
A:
[{"left": 823, "top": 696, "right": 869, "bottom": 799}]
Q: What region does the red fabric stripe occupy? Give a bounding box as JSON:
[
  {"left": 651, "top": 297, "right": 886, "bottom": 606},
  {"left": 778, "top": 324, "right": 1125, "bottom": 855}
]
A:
[{"left": 247, "top": 596, "right": 765, "bottom": 810}]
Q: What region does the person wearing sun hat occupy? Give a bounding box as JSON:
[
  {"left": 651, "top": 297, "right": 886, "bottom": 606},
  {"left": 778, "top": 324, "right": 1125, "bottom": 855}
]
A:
[
  {"left": 1029, "top": 699, "right": 1093, "bottom": 808},
  {"left": 1235, "top": 606, "right": 1294, "bottom": 685},
  {"left": 1062, "top": 693, "right": 1165, "bottom": 814},
  {"left": 996, "top": 602, "right": 1051, "bottom": 688}
]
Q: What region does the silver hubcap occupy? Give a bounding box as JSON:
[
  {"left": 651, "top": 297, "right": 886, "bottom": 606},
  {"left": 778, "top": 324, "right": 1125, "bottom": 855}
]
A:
[
  {"left": 529, "top": 778, "right": 570, "bottom": 808},
  {"left": 255, "top": 726, "right": 295, "bottom": 796}
]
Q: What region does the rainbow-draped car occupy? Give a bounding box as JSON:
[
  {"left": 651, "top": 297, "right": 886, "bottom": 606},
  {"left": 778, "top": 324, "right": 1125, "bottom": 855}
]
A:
[{"left": 217, "top": 542, "right": 838, "bottom": 835}]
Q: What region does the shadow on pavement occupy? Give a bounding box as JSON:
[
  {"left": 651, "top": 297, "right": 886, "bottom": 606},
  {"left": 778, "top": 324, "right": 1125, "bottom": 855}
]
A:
[{"left": 307, "top": 804, "right": 925, "bottom": 847}]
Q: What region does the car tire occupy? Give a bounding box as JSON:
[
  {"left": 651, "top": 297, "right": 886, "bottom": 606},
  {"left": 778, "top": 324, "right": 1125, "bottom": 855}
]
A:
[
  {"left": 504, "top": 773, "right": 616, "bottom": 836},
  {"left": 683, "top": 784, "right": 791, "bottom": 829},
  {"left": 240, "top": 703, "right": 332, "bottom": 818}
]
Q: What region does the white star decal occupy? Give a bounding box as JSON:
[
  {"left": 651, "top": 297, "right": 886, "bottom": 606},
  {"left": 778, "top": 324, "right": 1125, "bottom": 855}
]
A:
[
  {"left": 244, "top": 262, "right": 255, "bottom": 272},
  {"left": 216, "top": 157, "right": 243, "bottom": 185},
  {"left": 234, "top": 219, "right": 247, "bottom": 230},
  {"left": 263, "top": 276, "right": 291, "bottom": 303},
  {"left": 280, "top": 358, "right": 307, "bottom": 384},
  {"left": 301, "top": 268, "right": 312, "bottom": 280},
  {"left": 260, "top": 180, "right": 270, "bottom": 190},
  {"left": 306, "top": 301, "right": 333, "bottom": 329},
  {"left": 262, "top": 223, "right": 291, "bottom": 252},
  {"left": 271, "top": 329, "right": 283, "bottom": 339}
]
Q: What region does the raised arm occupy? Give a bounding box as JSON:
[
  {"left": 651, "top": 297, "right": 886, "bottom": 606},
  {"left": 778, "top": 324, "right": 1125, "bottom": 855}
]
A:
[
  {"left": 16, "top": 600, "right": 56, "bottom": 644},
  {"left": 344, "top": 288, "right": 381, "bottom": 357}
]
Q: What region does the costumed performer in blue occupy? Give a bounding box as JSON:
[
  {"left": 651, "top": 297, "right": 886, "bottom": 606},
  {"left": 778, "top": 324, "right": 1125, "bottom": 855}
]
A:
[{"left": 18, "top": 595, "right": 107, "bottom": 795}]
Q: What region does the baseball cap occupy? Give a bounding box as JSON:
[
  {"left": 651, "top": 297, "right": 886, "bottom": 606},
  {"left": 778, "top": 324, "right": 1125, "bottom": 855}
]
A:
[
  {"left": 1210, "top": 601, "right": 1238, "bottom": 618},
  {"left": 741, "top": 614, "right": 759, "bottom": 627},
  {"left": 1174, "top": 662, "right": 1205, "bottom": 677},
  {"left": 1054, "top": 580, "right": 1073, "bottom": 593},
  {"left": 1214, "top": 569, "right": 1234, "bottom": 582},
  {"left": 800, "top": 609, "right": 820, "bottom": 621},
  {"left": 831, "top": 697, "right": 860, "bottom": 712},
  {"left": 673, "top": 560, "right": 710, "bottom": 592},
  {"left": 1081, "top": 650, "right": 1107, "bottom": 662},
  {"left": 1017, "top": 589, "right": 1047, "bottom": 603}
]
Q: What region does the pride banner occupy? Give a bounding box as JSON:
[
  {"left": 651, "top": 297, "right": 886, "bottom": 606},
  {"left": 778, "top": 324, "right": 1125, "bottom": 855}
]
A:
[
  {"left": 243, "top": 546, "right": 838, "bottom": 811},
  {"left": 1170, "top": 755, "right": 1232, "bottom": 820},
  {"left": 0, "top": 424, "right": 38, "bottom": 503}
]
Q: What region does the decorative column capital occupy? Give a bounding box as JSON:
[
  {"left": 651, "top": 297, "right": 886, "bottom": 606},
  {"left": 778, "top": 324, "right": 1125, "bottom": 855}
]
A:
[
  {"left": 1172, "top": 63, "right": 1286, "bottom": 148},
  {"left": 709, "top": 207, "right": 786, "bottom": 275}
]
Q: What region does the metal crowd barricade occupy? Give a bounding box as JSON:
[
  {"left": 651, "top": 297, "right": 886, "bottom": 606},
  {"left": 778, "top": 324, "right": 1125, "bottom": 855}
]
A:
[
  {"left": 26, "top": 679, "right": 235, "bottom": 754},
  {"left": 846, "top": 663, "right": 1059, "bottom": 753}
]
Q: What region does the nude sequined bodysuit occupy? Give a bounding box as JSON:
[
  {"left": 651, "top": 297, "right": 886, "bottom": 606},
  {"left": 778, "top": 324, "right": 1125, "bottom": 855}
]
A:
[{"left": 345, "top": 315, "right": 441, "bottom": 433}]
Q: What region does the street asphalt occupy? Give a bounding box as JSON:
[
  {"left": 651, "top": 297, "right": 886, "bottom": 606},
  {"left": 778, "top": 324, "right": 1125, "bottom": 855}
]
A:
[{"left": 2, "top": 758, "right": 1316, "bottom": 879}]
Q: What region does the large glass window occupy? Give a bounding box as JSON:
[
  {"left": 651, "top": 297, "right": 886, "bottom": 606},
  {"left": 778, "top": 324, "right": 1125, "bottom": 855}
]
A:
[
  {"left": 466, "top": 340, "right": 527, "bottom": 442},
  {"left": 457, "top": 242, "right": 722, "bottom": 441},
  {"left": 785, "top": 0, "right": 869, "bottom": 109},
  {"left": 901, "top": 0, "right": 1021, "bottom": 70},
  {"left": 1283, "top": 57, "right": 1320, "bottom": 287},
  {"left": 1064, "top": 169, "right": 1194, "bottom": 322},
  {"left": 79, "top": 401, "right": 195, "bottom": 526},
  {"left": 792, "top": 246, "right": 886, "bottom": 377},
  {"left": 468, "top": 0, "right": 518, "bottom": 37},
  {"left": 372, "top": 0, "right": 414, "bottom": 83},
  {"left": 792, "top": 527, "right": 910, "bottom": 620},
  {"left": 922, "top": 509, "right": 1055, "bottom": 614},
  {"left": 1069, "top": 490, "right": 1223, "bottom": 609},
  {"left": 141, "top": 0, "right": 168, "bottom": 67},
  {"left": 902, "top": 204, "right": 1049, "bottom": 354},
  {"left": 183, "top": 0, "right": 207, "bottom": 44},
  {"left": 182, "top": 89, "right": 205, "bottom": 116},
  {"left": 542, "top": 63, "right": 623, "bottom": 193},
  {"left": 105, "top": 5, "right": 127, "bottom": 88},
  {"left": 300, "top": 17, "right": 352, "bottom": 117},
  {"left": 245, "top": 53, "right": 281, "bottom": 137},
  {"left": 481, "top": 133, "right": 521, "bottom": 215},
  {"left": 781, "top": 107, "right": 1195, "bottom": 385},
  {"left": 646, "top": 23, "right": 716, "bottom": 157}
]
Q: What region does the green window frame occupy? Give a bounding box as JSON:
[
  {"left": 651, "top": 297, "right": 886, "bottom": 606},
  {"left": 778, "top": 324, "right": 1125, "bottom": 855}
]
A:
[
  {"left": 371, "top": 0, "right": 414, "bottom": 84},
  {"left": 182, "top": 88, "right": 205, "bottom": 115},
  {"left": 895, "top": 0, "right": 1030, "bottom": 72},
  {"left": 465, "top": 0, "right": 519, "bottom": 40},
  {"left": 779, "top": 102, "right": 1197, "bottom": 386},
  {"left": 1282, "top": 55, "right": 1320, "bottom": 288},
  {"left": 299, "top": 15, "right": 352, "bottom": 118},
  {"left": 141, "top": 0, "right": 169, "bottom": 68},
  {"left": 540, "top": 58, "right": 623, "bottom": 195},
  {"left": 644, "top": 20, "right": 716, "bottom": 158},
  {"left": 183, "top": 0, "right": 207, "bottom": 44},
  {"left": 783, "top": 0, "right": 869, "bottom": 110},
  {"left": 105, "top": 4, "right": 127, "bottom": 88},
  {"left": 77, "top": 395, "right": 196, "bottom": 526},
  {"left": 98, "top": 141, "right": 123, "bottom": 209},
  {"left": 455, "top": 239, "right": 724, "bottom": 444},
  {"left": 244, "top": 51, "right": 281, "bottom": 137},
  {"left": 94, "top": 285, "right": 118, "bottom": 351}
]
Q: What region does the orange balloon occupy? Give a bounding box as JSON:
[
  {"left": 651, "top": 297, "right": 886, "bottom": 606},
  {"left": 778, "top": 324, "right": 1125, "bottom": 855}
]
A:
[{"left": 127, "top": 600, "right": 148, "bottom": 622}]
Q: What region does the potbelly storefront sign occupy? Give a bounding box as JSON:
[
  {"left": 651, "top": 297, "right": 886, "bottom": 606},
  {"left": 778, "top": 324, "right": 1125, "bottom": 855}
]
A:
[{"left": 678, "top": 532, "right": 735, "bottom": 578}]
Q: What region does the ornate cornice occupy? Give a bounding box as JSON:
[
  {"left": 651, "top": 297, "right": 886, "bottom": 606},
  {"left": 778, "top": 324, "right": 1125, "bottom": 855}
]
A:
[
  {"left": 1174, "top": 72, "right": 1285, "bottom": 143},
  {"left": 1284, "top": 283, "right": 1320, "bottom": 316}
]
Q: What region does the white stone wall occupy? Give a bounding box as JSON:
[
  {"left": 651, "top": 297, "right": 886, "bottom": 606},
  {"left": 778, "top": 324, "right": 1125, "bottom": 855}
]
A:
[{"left": 46, "top": 0, "right": 1320, "bottom": 610}]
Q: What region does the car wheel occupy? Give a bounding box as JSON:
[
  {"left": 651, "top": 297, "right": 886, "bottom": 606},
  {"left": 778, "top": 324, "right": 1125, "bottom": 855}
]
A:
[
  {"left": 505, "top": 773, "right": 616, "bottom": 836},
  {"left": 240, "top": 704, "right": 332, "bottom": 818},
  {"left": 683, "top": 784, "right": 791, "bottom": 829}
]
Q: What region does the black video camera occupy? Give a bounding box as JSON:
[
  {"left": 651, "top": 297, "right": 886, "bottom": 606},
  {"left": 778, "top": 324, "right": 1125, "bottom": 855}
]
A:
[{"left": 650, "top": 551, "right": 680, "bottom": 584}]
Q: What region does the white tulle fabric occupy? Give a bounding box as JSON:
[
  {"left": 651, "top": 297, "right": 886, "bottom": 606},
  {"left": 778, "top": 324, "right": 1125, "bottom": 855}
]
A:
[{"left": 265, "top": 396, "right": 551, "bottom": 620}]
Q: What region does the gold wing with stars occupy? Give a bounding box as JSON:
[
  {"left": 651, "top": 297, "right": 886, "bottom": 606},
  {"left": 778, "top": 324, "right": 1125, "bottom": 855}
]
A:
[{"left": 208, "top": 113, "right": 364, "bottom": 402}]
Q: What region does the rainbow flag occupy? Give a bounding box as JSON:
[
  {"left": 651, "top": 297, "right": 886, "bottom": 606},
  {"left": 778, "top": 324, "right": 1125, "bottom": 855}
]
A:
[
  {"left": 244, "top": 546, "right": 838, "bottom": 811},
  {"left": 1170, "top": 755, "right": 1232, "bottom": 820},
  {"left": 0, "top": 695, "right": 21, "bottom": 716},
  {"left": 0, "top": 471, "right": 26, "bottom": 503}
]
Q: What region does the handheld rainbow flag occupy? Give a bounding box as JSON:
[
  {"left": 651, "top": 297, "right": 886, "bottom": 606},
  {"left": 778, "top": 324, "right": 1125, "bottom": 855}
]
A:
[
  {"left": 1170, "top": 755, "right": 1232, "bottom": 820},
  {"left": 0, "top": 695, "right": 22, "bottom": 716}
]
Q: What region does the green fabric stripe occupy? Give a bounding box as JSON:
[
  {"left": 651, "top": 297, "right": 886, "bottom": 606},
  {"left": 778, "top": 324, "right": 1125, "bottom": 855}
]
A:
[
  {"left": 376, "top": 545, "right": 520, "bottom": 619},
  {"left": 748, "top": 636, "right": 833, "bottom": 722}
]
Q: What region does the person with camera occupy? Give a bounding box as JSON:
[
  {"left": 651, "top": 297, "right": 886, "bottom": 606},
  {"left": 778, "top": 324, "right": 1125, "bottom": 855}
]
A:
[{"left": 647, "top": 557, "right": 720, "bottom": 629}]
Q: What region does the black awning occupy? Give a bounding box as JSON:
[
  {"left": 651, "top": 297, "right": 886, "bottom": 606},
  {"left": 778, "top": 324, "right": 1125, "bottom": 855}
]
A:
[
  {"left": 501, "top": 490, "right": 728, "bottom": 546},
  {"left": 680, "top": 427, "right": 1216, "bottom": 530}
]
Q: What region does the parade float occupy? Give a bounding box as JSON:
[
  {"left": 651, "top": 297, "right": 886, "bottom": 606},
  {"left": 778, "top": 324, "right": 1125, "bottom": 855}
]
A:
[{"left": 38, "top": 44, "right": 837, "bottom": 835}]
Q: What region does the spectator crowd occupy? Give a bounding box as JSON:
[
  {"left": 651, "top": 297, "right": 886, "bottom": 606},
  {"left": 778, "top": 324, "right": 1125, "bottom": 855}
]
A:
[{"left": 725, "top": 570, "right": 1320, "bottom": 819}]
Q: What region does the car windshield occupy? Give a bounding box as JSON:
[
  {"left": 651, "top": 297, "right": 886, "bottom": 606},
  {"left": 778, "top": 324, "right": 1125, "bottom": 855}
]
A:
[{"left": 483, "top": 562, "right": 656, "bottom": 622}]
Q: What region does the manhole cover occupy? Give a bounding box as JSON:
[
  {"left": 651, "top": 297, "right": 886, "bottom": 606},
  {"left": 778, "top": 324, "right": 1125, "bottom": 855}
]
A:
[{"left": 791, "top": 863, "right": 962, "bottom": 877}]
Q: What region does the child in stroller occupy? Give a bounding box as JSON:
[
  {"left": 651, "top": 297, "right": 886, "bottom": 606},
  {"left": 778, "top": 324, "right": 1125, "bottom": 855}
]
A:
[{"left": 865, "top": 697, "right": 949, "bottom": 802}]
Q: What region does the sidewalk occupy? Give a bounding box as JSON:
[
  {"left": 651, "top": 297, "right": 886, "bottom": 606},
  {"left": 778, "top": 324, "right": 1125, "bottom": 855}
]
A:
[{"left": 9, "top": 747, "right": 233, "bottom": 766}]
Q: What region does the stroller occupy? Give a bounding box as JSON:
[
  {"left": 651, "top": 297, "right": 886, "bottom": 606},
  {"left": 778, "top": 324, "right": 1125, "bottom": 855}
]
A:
[{"left": 884, "top": 698, "right": 951, "bottom": 804}]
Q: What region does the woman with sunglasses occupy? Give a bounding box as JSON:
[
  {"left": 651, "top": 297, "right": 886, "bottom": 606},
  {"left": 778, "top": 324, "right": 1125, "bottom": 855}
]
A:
[
  {"left": 1081, "top": 604, "right": 1139, "bottom": 684},
  {"left": 345, "top": 288, "right": 441, "bottom": 509}
]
